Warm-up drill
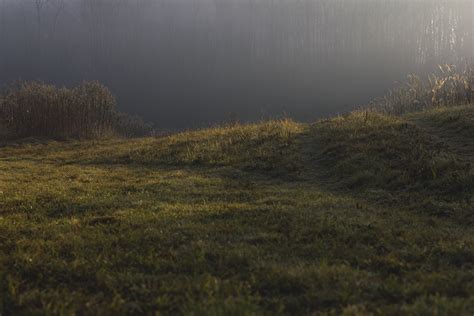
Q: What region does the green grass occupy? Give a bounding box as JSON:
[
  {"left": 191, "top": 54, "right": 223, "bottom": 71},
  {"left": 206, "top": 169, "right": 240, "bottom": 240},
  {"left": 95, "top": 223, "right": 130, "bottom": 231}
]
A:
[{"left": 0, "top": 106, "right": 473, "bottom": 315}]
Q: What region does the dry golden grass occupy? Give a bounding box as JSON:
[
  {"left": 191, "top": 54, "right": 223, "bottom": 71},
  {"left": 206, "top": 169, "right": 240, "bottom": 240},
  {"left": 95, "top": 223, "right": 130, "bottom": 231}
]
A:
[{"left": 368, "top": 64, "right": 473, "bottom": 115}]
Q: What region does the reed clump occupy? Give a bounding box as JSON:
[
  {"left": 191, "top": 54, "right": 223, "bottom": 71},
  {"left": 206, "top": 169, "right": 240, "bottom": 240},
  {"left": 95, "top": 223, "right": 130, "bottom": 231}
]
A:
[
  {"left": 368, "top": 64, "right": 473, "bottom": 115},
  {"left": 0, "top": 81, "right": 152, "bottom": 139}
]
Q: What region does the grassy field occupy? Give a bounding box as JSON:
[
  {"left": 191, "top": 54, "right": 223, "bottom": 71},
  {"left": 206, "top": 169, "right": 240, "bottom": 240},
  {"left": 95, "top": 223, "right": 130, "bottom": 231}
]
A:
[{"left": 0, "top": 105, "right": 473, "bottom": 315}]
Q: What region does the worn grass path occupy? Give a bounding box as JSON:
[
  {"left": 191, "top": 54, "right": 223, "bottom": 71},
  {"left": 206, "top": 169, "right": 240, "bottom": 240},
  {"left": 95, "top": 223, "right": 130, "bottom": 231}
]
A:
[{"left": 0, "top": 106, "right": 473, "bottom": 315}]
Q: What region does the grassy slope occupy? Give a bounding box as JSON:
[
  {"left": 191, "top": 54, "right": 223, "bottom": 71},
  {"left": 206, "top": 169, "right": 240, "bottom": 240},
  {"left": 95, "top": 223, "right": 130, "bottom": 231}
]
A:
[{"left": 0, "top": 106, "right": 473, "bottom": 315}]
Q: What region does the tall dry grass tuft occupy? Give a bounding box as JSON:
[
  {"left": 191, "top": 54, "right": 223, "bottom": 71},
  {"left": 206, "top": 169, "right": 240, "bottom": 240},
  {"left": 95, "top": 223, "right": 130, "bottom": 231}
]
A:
[
  {"left": 368, "top": 64, "right": 473, "bottom": 115},
  {"left": 0, "top": 81, "right": 153, "bottom": 139}
]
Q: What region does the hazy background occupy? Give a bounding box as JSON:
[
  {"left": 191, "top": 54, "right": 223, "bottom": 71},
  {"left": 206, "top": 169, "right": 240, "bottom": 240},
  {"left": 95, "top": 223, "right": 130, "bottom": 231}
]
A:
[{"left": 0, "top": 0, "right": 472, "bottom": 129}]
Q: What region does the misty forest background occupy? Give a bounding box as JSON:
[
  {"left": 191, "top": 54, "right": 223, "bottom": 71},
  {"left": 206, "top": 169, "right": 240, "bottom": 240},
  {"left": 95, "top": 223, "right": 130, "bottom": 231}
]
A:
[{"left": 0, "top": 0, "right": 472, "bottom": 130}]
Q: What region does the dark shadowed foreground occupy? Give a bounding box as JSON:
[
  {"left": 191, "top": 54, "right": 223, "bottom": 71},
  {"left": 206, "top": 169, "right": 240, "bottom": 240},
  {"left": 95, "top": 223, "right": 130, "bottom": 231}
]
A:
[{"left": 0, "top": 105, "right": 473, "bottom": 315}]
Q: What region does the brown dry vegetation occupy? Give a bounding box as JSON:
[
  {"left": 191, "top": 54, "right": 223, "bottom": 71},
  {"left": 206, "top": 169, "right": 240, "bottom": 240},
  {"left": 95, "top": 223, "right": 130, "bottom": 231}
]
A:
[
  {"left": 0, "top": 81, "right": 152, "bottom": 140},
  {"left": 367, "top": 64, "right": 473, "bottom": 115}
]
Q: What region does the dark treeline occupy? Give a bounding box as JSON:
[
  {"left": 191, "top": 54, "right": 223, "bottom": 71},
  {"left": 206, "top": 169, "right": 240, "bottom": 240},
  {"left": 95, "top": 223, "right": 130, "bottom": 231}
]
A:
[{"left": 0, "top": 0, "right": 472, "bottom": 129}]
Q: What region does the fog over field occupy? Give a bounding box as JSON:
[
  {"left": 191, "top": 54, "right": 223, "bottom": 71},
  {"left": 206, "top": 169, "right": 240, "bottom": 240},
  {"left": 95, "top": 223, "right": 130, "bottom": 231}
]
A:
[{"left": 0, "top": 0, "right": 472, "bottom": 129}]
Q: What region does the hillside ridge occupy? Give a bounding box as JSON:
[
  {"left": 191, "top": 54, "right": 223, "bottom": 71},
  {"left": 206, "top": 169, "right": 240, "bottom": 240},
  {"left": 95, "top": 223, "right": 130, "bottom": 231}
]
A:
[{"left": 0, "top": 105, "right": 473, "bottom": 315}]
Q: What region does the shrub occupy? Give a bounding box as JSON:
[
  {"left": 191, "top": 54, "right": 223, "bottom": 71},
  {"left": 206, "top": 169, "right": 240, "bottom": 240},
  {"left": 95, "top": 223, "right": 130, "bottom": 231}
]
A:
[
  {"left": 114, "top": 112, "right": 155, "bottom": 138},
  {"left": 0, "top": 81, "right": 152, "bottom": 139}
]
